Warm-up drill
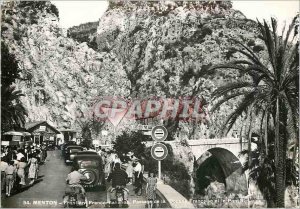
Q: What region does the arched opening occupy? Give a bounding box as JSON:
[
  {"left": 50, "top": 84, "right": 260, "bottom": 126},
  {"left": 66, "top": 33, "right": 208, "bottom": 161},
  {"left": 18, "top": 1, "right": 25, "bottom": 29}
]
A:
[{"left": 194, "top": 147, "right": 247, "bottom": 196}]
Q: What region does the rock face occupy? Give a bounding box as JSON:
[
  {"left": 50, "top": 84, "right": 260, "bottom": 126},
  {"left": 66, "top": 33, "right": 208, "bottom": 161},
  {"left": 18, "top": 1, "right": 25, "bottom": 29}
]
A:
[
  {"left": 1, "top": 1, "right": 130, "bottom": 132},
  {"left": 1, "top": 0, "right": 274, "bottom": 201},
  {"left": 94, "top": 1, "right": 260, "bottom": 137},
  {"left": 93, "top": 1, "right": 262, "bottom": 197}
]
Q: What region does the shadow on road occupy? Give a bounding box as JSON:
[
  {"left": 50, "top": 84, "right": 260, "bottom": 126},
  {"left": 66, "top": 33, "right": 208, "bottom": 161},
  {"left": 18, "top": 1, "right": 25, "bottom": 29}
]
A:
[{"left": 11, "top": 178, "right": 44, "bottom": 196}]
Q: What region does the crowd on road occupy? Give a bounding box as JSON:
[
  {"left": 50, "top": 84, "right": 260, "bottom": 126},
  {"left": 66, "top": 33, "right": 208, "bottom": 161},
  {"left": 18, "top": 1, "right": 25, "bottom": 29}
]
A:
[
  {"left": 82, "top": 145, "right": 157, "bottom": 205},
  {"left": 0, "top": 143, "right": 47, "bottom": 197}
]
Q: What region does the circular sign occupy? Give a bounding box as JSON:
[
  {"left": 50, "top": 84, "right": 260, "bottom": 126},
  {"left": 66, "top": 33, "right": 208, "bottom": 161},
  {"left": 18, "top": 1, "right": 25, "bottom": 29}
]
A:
[
  {"left": 151, "top": 125, "right": 168, "bottom": 142},
  {"left": 151, "top": 143, "right": 168, "bottom": 161}
]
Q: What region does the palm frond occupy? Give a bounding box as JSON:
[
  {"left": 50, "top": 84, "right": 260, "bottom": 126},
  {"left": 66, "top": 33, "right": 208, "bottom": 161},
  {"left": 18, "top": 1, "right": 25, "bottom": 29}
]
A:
[{"left": 212, "top": 81, "right": 254, "bottom": 99}]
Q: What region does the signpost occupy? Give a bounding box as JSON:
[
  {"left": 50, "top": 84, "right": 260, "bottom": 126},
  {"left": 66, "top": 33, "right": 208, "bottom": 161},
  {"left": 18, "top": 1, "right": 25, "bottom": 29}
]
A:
[
  {"left": 151, "top": 125, "right": 168, "bottom": 180},
  {"left": 151, "top": 125, "right": 168, "bottom": 142}
]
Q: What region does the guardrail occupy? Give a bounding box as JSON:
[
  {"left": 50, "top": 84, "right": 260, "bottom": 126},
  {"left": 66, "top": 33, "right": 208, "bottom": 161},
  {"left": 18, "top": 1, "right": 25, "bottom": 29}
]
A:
[
  {"left": 121, "top": 164, "right": 194, "bottom": 208},
  {"left": 143, "top": 173, "right": 195, "bottom": 208}
]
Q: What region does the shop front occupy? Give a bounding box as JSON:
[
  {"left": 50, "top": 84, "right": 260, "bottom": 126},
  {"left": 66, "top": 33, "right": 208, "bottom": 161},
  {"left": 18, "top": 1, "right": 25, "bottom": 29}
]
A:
[{"left": 25, "top": 121, "right": 60, "bottom": 145}]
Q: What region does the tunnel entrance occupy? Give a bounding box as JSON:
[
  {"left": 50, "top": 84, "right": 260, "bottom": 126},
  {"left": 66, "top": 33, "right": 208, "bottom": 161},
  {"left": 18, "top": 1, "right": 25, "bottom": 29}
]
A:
[{"left": 194, "top": 148, "right": 247, "bottom": 196}]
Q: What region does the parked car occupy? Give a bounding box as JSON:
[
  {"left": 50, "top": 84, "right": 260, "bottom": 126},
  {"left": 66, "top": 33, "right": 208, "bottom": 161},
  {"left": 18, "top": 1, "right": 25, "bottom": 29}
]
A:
[
  {"left": 65, "top": 145, "right": 83, "bottom": 164},
  {"left": 73, "top": 155, "right": 105, "bottom": 190},
  {"left": 61, "top": 141, "right": 77, "bottom": 156}
]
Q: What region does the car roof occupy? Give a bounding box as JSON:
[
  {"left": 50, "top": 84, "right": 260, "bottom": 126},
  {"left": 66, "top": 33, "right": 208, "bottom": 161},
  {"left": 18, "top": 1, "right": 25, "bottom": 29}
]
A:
[
  {"left": 73, "top": 154, "right": 102, "bottom": 161},
  {"left": 67, "top": 145, "right": 83, "bottom": 149},
  {"left": 76, "top": 151, "right": 98, "bottom": 155}
]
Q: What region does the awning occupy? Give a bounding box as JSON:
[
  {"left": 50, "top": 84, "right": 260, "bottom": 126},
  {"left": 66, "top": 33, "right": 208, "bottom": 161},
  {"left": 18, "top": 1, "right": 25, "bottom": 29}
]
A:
[
  {"left": 59, "top": 129, "right": 78, "bottom": 132},
  {"left": 4, "top": 131, "right": 24, "bottom": 136},
  {"left": 3, "top": 131, "right": 31, "bottom": 136}
]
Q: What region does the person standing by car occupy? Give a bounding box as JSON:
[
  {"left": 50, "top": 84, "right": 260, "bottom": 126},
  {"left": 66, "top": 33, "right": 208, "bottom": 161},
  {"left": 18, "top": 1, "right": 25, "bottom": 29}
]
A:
[
  {"left": 17, "top": 157, "right": 27, "bottom": 186},
  {"left": 5, "top": 160, "right": 16, "bottom": 196},
  {"left": 1, "top": 157, "right": 8, "bottom": 193},
  {"left": 107, "top": 163, "right": 129, "bottom": 203},
  {"left": 133, "top": 160, "right": 143, "bottom": 195},
  {"left": 28, "top": 154, "right": 38, "bottom": 185},
  {"left": 126, "top": 161, "right": 133, "bottom": 185}
]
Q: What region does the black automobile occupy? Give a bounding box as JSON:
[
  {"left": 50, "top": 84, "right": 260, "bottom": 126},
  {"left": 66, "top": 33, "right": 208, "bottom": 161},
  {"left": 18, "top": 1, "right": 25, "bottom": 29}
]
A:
[
  {"left": 65, "top": 145, "right": 83, "bottom": 164},
  {"left": 73, "top": 155, "right": 105, "bottom": 190},
  {"left": 62, "top": 141, "right": 77, "bottom": 155}
]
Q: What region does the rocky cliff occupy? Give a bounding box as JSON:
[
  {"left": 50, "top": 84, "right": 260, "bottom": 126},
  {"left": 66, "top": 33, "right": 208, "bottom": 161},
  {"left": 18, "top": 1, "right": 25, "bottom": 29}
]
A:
[
  {"left": 2, "top": 0, "right": 270, "bottom": 199},
  {"left": 1, "top": 1, "right": 130, "bottom": 132},
  {"left": 93, "top": 1, "right": 265, "bottom": 198},
  {"left": 94, "top": 1, "right": 262, "bottom": 138}
]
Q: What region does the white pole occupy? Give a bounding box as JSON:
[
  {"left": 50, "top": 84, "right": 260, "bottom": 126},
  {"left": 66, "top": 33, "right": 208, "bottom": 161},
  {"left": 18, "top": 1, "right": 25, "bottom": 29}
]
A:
[{"left": 158, "top": 160, "right": 161, "bottom": 180}]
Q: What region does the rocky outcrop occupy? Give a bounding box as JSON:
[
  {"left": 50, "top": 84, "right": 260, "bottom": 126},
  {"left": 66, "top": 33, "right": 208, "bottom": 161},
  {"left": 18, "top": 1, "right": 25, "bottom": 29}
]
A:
[
  {"left": 1, "top": 1, "right": 130, "bottom": 133},
  {"left": 94, "top": 1, "right": 260, "bottom": 138}
]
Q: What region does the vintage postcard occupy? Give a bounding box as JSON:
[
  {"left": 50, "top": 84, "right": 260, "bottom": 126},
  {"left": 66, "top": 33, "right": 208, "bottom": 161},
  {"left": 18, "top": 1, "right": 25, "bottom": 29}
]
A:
[{"left": 1, "top": 0, "right": 299, "bottom": 208}]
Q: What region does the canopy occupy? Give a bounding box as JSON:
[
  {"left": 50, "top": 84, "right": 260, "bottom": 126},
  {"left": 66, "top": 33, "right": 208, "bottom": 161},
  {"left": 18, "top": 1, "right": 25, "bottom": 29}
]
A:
[
  {"left": 3, "top": 131, "right": 31, "bottom": 136},
  {"left": 3, "top": 131, "right": 24, "bottom": 136}
]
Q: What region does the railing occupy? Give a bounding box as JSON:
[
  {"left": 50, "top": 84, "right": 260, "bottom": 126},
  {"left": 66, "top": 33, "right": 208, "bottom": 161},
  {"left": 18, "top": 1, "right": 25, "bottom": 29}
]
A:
[{"left": 143, "top": 173, "right": 195, "bottom": 208}]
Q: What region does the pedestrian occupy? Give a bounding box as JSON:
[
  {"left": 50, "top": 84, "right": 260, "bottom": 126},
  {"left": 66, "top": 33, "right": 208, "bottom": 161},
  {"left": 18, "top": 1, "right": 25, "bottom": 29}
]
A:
[
  {"left": 146, "top": 171, "right": 157, "bottom": 208},
  {"left": 104, "top": 156, "right": 111, "bottom": 179},
  {"left": 113, "top": 154, "right": 121, "bottom": 170},
  {"left": 5, "top": 160, "right": 16, "bottom": 196},
  {"left": 16, "top": 149, "right": 25, "bottom": 161},
  {"left": 17, "top": 157, "right": 27, "bottom": 186},
  {"left": 126, "top": 161, "right": 133, "bottom": 185},
  {"left": 28, "top": 154, "right": 38, "bottom": 185},
  {"left": 1, "top": 157, "right": 8, "bottom": 193},
  {"left": 96, "top": 147, "right": 102, "bottom": 156},
  {"left": 133, "top": 160, "right": 143, "bottom": 195}
]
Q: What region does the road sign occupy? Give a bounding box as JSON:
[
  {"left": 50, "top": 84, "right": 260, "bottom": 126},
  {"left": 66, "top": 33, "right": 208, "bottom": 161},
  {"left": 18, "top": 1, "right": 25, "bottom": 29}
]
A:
[
  {"left": 151, "top": 125, "right": 168, "bottom": 142},
  {"left": 151, "top": 143, "right": 168, "bottom": 161}
]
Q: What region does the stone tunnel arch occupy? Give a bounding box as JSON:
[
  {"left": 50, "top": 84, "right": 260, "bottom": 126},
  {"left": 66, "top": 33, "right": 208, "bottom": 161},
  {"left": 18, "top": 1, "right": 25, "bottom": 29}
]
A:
[{"left": 194, "top": 147, "right": 248, "bottom": 196}]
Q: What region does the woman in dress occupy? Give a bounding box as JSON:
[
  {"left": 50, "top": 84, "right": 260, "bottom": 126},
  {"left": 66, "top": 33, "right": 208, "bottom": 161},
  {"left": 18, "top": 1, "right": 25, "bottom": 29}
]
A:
[
  {"left": 146, "top": 171, "right": 157, "bottom": 208},
  {"left": 28, "top": 154, "right": 38, "bottom": 185},
  {"left": 17, "top": 157, "right": 27, "bottom": 186}
]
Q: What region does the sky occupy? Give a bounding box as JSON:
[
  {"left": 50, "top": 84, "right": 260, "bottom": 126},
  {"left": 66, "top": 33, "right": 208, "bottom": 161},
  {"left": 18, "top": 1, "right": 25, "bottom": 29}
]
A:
[{"left": 51, "top": 1, "right": 299, "bottom": 29}]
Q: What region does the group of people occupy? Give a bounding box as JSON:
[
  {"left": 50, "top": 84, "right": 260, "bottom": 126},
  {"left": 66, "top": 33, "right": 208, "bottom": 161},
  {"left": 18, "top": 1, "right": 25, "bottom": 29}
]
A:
[
  {"left": 95, "top": 147, "right": 157, "bottom": 205},
  {"left": 0, "top": 144, "right": 47, "bottom": 197},
  {"left": 71, "top": 144, "right": 158, "bottom": 206}
]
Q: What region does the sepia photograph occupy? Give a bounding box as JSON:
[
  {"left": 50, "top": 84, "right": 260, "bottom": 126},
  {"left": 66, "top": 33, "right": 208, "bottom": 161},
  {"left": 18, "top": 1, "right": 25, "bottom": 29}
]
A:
[{"left": 0, "top": 0, "right": 299, "bottom": 208}]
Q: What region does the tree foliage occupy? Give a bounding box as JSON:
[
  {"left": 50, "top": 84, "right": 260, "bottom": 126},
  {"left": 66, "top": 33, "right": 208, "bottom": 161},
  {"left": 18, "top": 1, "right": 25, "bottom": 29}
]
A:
[
  {"left": 1, "top": 42, "right": 27, "bottom": 133},
  {"left": 112, "top": 131, "right": 148, "bottom": 162},
  {"left": 208, "top": 17, "right": 299, "bottom": 207},
  {"left": 240, "top": 130, "right": 298, "bottom": 207},
  {"left": 1, "top": 42, "right": 20, "bottom": 89}
]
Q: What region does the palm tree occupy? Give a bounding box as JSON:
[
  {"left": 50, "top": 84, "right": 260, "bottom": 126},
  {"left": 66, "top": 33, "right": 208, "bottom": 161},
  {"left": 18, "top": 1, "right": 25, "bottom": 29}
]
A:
[
  {"left": 208, "top": 17, "right": 298, "bottom": 207},
  {"left": 240, "top": 130, "right": 298, "bottom": 207},
  {"left": 1, "top": 86, "right": 28, "bottom": 133}
]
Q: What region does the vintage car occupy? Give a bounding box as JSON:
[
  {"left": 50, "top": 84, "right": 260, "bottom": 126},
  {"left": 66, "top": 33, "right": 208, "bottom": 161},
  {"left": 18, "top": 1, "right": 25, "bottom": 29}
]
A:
[
  {"left": 64, "top": 145, "right": 83, "bottom": 163},
  {"left": 61, "top": 141, "right": 77, "bottom": 156},
  {"left": 75, "top": 151, "right": 98, "bottom": 156},
  {"left": 73, "top": 155, "right": 105, "bottom": 190}
]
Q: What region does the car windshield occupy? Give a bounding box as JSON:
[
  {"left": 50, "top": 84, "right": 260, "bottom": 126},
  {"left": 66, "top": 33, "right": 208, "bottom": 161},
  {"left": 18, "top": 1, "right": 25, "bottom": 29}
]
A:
[{"left": 80, "top": 160, "right": 98, "bottom": 168}]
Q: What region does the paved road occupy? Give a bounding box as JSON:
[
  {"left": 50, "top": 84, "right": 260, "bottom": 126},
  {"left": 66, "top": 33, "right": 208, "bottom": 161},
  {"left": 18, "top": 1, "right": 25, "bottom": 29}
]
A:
[
  {"left": 1, "top": 150, "right": 107, "bottom": 208},
  {"left": 1, "top": 150, "right": 147, "bottom": 208}
]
